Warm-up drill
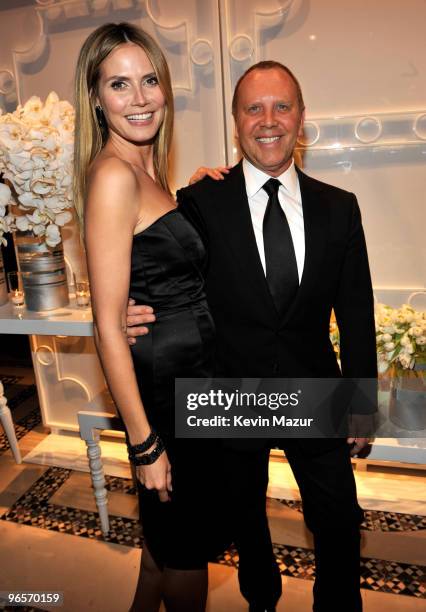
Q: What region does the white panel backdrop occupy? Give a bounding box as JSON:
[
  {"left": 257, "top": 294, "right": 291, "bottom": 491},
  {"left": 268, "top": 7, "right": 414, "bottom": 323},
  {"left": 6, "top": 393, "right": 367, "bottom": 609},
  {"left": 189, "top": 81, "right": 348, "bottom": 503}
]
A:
[{"left": 0, "top": 0, "right": 425, "bottom": 304}]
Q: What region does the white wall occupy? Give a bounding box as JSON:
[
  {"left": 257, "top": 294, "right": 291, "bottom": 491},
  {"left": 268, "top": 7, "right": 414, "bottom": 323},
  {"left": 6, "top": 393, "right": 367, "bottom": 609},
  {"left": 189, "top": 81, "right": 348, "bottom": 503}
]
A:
[{"left": 1, "top": 0, "right": 425, "bottom": 306}]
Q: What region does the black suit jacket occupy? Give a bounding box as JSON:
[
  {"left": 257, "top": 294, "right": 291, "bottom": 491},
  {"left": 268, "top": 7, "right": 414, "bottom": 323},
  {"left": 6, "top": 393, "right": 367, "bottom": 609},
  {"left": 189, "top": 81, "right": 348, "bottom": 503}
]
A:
[{"left": 176, "top": 161, "right": 377, "bottom": 448}]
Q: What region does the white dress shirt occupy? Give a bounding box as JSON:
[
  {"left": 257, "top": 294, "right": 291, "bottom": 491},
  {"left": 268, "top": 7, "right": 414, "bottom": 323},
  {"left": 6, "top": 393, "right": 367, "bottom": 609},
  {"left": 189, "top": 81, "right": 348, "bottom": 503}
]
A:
[{"left": 243, "top": 158, "right": 305, "bottom": 284}]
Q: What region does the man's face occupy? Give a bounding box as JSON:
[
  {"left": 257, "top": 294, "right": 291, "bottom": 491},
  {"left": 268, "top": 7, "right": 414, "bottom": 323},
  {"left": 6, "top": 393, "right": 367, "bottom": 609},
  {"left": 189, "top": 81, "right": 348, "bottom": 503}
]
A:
[{"left": 234, "top": 68, "right": 305, "bottom": 176}]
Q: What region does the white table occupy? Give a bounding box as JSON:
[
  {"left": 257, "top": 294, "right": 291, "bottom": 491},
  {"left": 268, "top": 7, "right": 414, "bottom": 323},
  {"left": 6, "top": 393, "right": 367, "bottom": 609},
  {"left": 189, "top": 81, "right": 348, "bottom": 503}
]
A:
[{"left": 0, "top": 299, "right": 130, "bottom": 477}]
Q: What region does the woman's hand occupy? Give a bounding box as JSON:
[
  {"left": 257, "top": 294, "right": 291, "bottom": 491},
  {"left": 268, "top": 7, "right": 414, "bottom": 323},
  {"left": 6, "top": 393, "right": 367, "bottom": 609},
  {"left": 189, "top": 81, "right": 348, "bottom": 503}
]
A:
[
  {"left": 136, "top": 450, "right": 172, "bottom": 502},
  {"left": 188, "top": 165, "right": 231, "bottom": 185}
]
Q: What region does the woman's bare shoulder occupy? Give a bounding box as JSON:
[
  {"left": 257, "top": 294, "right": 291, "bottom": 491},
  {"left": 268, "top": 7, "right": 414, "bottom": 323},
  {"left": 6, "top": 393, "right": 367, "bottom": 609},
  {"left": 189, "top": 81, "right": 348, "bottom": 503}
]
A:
[
  {"left": 85, "top": 155, "right": 140, "bottom": 227},
  {"left": 88, "top": 154, "right": 138, "bottom": 187}
]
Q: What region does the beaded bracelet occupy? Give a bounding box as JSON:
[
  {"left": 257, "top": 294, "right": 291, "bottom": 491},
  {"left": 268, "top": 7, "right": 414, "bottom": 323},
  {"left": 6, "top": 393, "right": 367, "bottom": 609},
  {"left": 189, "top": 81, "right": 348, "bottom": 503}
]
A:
[
  {"left": 127, "top": 429, "right": 157, "bottom": 457},
  {"left": 130, "top": 436, "right": 166, "bottom": 466}
]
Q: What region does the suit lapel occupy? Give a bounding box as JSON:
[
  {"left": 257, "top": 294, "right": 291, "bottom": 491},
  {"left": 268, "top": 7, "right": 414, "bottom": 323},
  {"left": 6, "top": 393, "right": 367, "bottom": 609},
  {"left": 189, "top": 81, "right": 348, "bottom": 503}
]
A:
[
  {"left": 279, "top": 167, "right": 329, "bottom": 326},
  {"left": 215, "top": 161, "right": 279, "bottom": 320}
]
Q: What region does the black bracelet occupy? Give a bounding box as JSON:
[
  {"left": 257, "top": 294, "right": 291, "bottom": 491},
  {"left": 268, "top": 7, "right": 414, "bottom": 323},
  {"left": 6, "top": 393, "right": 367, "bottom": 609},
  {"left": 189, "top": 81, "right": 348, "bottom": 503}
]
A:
[
  {"left": 127, "top": 429, "right": 157, "bottom": 457},
  {"left": 130, "top": 436, "right": 166, "bottom": 466}
]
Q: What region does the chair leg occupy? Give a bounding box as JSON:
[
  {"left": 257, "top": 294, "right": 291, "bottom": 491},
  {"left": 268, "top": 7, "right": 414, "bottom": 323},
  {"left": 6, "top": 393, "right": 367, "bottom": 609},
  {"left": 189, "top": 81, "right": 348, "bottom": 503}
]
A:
[
  {"left": 84, "top": 432, "right": 110, "bottom": 535},
  {"left": 0, "top": 381, "right": 22, "bottom": 464}
]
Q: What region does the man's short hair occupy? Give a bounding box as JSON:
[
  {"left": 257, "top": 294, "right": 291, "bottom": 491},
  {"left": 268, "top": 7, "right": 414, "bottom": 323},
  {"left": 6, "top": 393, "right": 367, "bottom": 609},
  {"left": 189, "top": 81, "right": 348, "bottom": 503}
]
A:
[{"left": 231, "top": 60, "right": 305, "bottom": 116}]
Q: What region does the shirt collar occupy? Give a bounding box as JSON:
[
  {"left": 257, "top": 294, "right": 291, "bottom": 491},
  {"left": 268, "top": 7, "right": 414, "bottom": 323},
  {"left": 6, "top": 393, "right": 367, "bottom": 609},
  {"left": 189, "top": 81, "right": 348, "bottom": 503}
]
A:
[{"left": 242, "top": 157, "right": 299, "bottom": 199}]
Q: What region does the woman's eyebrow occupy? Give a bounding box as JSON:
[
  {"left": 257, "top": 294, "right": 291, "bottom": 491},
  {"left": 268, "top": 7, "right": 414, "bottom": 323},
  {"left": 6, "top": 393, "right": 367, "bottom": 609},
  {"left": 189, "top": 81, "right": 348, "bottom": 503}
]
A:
[{"left": 105, "top": 72, "right": 156, "bottom": 81}]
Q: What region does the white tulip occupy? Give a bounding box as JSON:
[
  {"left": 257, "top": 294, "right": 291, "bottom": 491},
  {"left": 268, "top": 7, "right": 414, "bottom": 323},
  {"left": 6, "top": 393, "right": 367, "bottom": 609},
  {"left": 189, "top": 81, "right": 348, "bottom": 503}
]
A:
[
  {"left": 384, "top": 342, "right": 395, "bottom": 351},
  {"left": 398, "top": 353, "right": 414, "bottom": 369},
  {"left": 378, "top": 361, "right": 389, "bottom": 374},
  {"left": 400, "top": 334, "right": 411, "bottom": 346},
  {"left": 409, "top": 326, "right": 423, "bottom": 338},
  {"left": 45, "top": 91, "right": 59, "bottom": 106},
  {"left": 22, "top": 96, "right": 42, "bottom": 113}
]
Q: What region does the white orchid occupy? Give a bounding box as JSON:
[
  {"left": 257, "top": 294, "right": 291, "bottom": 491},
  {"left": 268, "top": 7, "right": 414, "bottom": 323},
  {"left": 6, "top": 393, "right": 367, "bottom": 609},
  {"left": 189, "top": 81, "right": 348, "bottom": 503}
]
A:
[
  {"left": 0, "top": 91, "right": 75, "bottom": 247},
  {"left": 0, "top": 182, "right": 15, "bottom": 245},
  {"left": 15, "top": 215, "right": 30, "bottom": 232},
  {"left": 45, "top": 223, "right": 61, "bottom": 245},
  {"left": 33, "top": 223, "right": 46, "bottom": 236},
  {"left": 55, "top": 210, "right": 72, "bottom": 226},
  {"left": 0, "top": 182, "right": 12, "bottom": 207}
]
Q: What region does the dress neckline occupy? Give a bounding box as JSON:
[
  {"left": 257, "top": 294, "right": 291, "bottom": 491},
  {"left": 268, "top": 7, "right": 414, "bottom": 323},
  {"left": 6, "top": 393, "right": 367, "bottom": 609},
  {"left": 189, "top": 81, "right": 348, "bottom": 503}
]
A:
[{"left": 133, "top": 208, "right": 179, "bottom": 239}]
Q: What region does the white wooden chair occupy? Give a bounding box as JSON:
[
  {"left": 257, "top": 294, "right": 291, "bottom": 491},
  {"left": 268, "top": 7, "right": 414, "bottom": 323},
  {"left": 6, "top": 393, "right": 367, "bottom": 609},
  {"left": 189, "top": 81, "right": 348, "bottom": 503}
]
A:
[
  {"left": 0, "top": 380, "right": 22, "bottom": 464},
  {"left": 77, "top": 410, "right": 138, "bottom": 535}
]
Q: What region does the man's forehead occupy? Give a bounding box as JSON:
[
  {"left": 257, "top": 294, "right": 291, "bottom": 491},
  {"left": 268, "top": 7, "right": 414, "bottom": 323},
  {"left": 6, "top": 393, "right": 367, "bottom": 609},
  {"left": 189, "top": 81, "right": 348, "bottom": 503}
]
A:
[{"left": 238, "top": 70, "right": 297, "bottom": 101}]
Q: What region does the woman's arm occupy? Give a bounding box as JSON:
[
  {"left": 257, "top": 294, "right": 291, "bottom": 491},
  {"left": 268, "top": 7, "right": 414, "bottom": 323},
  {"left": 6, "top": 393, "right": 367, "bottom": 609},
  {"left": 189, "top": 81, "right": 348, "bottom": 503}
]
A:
[{"left": 85, "top": 158, "right": 171, "bottom": 498}]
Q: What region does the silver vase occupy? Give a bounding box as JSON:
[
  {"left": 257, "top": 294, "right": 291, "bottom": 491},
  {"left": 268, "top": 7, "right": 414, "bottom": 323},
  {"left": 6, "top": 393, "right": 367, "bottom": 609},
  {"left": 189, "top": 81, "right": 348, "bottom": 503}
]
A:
[
  {"left": 389, "top": 366, "right": 426, "bottom": 431},
  {"left": 0, "top": 249, "right": 7, "bottom": 306},
  {"left": 15, "top": 231, "right": 69, "bottom": 311}
]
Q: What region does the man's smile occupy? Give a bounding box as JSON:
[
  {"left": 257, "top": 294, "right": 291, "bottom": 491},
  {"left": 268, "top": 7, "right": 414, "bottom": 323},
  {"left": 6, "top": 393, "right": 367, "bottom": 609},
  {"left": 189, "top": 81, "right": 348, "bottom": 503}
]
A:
[{"left": 255, "top": 135, "right": 282, "bottom": 144}]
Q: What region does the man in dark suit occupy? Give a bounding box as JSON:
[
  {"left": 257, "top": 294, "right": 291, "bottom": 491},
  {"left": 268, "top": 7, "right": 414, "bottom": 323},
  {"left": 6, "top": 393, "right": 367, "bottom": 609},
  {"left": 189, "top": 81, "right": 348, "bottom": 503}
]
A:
[{"left": 127, "top": 61, "right": 377, "bottom": 611}]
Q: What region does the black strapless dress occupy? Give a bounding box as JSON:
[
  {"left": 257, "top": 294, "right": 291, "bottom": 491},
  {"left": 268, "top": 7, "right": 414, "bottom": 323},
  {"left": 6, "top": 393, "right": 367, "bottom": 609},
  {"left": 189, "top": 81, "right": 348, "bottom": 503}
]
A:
[{"left": 127, "top": 208, "right": 226, "bottom": 570}]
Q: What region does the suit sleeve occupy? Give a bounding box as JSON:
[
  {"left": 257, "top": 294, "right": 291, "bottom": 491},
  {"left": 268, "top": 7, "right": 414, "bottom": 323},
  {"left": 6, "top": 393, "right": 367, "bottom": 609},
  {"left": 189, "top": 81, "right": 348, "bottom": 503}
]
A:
[
  {"left": 334, "top": 194, "right": 378, "bottom": 415},
  {"left": 176, "top": 188, "right": 209, "bottom": 247}
]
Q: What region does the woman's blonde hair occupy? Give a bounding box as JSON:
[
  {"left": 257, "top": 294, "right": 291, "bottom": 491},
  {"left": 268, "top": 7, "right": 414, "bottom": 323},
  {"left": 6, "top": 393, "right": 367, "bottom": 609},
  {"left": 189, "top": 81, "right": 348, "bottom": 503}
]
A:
[{"left": 73, "top": 22, "right": 174, "bottom": 230}]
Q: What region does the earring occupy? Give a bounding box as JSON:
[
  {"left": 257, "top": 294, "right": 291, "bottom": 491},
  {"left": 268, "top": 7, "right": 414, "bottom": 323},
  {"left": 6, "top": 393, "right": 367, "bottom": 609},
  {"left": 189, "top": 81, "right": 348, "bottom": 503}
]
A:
[{"left": 95, "top": 105, "right": 106, "bottom": 129}]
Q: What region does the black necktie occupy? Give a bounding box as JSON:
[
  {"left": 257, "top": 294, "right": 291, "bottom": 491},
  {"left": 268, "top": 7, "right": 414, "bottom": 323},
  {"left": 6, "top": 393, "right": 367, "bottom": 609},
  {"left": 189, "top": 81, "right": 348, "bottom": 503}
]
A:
[{"left": 262, "top": 178, "right": 299, "bottom": 313}]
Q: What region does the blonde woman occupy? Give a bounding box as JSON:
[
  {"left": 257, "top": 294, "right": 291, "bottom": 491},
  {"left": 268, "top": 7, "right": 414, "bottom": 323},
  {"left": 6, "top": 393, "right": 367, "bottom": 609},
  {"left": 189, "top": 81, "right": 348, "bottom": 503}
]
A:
[{"left": 74, "top": 22, "right": 226, "bottom": 612}]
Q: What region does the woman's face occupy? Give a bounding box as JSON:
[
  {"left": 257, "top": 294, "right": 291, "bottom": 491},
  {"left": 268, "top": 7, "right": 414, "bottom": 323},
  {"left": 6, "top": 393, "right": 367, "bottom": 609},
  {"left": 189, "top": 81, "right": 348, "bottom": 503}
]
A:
[{"left": 96, "top": 42, "right": 166, "bottom": 145}]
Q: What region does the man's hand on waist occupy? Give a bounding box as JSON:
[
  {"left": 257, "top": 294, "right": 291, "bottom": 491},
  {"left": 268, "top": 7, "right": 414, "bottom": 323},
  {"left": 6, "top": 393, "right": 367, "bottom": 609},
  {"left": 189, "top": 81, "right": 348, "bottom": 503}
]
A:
[{"left": 126, "top": 298, "right": 156, "bottom": 345}]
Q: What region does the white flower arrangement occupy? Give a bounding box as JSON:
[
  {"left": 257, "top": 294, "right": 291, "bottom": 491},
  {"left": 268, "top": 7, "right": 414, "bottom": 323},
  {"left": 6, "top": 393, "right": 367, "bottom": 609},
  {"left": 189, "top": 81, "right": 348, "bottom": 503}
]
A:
[
  {"left": 375, "top": 303, "right": 426, "bottom": 374},
  {"left": 329, "top": 303, "right": 426, "bottom": 374},
  {"left": 0, "top": 182, "right": 15, "bottom": 246},
  {"left": 329, "top": 318, "right": 340, "bottom": 362},
  {"left": 0, "top": 92, "right": 74, "bottom": 247}
]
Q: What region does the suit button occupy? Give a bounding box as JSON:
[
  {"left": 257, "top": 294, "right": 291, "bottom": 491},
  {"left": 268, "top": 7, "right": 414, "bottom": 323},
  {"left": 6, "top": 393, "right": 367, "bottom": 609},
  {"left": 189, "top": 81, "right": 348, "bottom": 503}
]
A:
[{"left": 272, "top": 362, "right": 279, "bottom": 374}]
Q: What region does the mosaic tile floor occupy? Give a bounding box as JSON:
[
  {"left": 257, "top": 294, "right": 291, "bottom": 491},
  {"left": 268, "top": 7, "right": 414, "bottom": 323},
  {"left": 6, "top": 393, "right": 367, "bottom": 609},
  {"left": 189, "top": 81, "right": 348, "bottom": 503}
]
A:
[
  {"left": 277, "top": 498, "right": 426, "bottom": 532},
  {"left": 1, "top": 377, "right": 425, "bottom": 601},
  {"left": 1, "top": 465, "right": 425, "bottom": 599}
]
